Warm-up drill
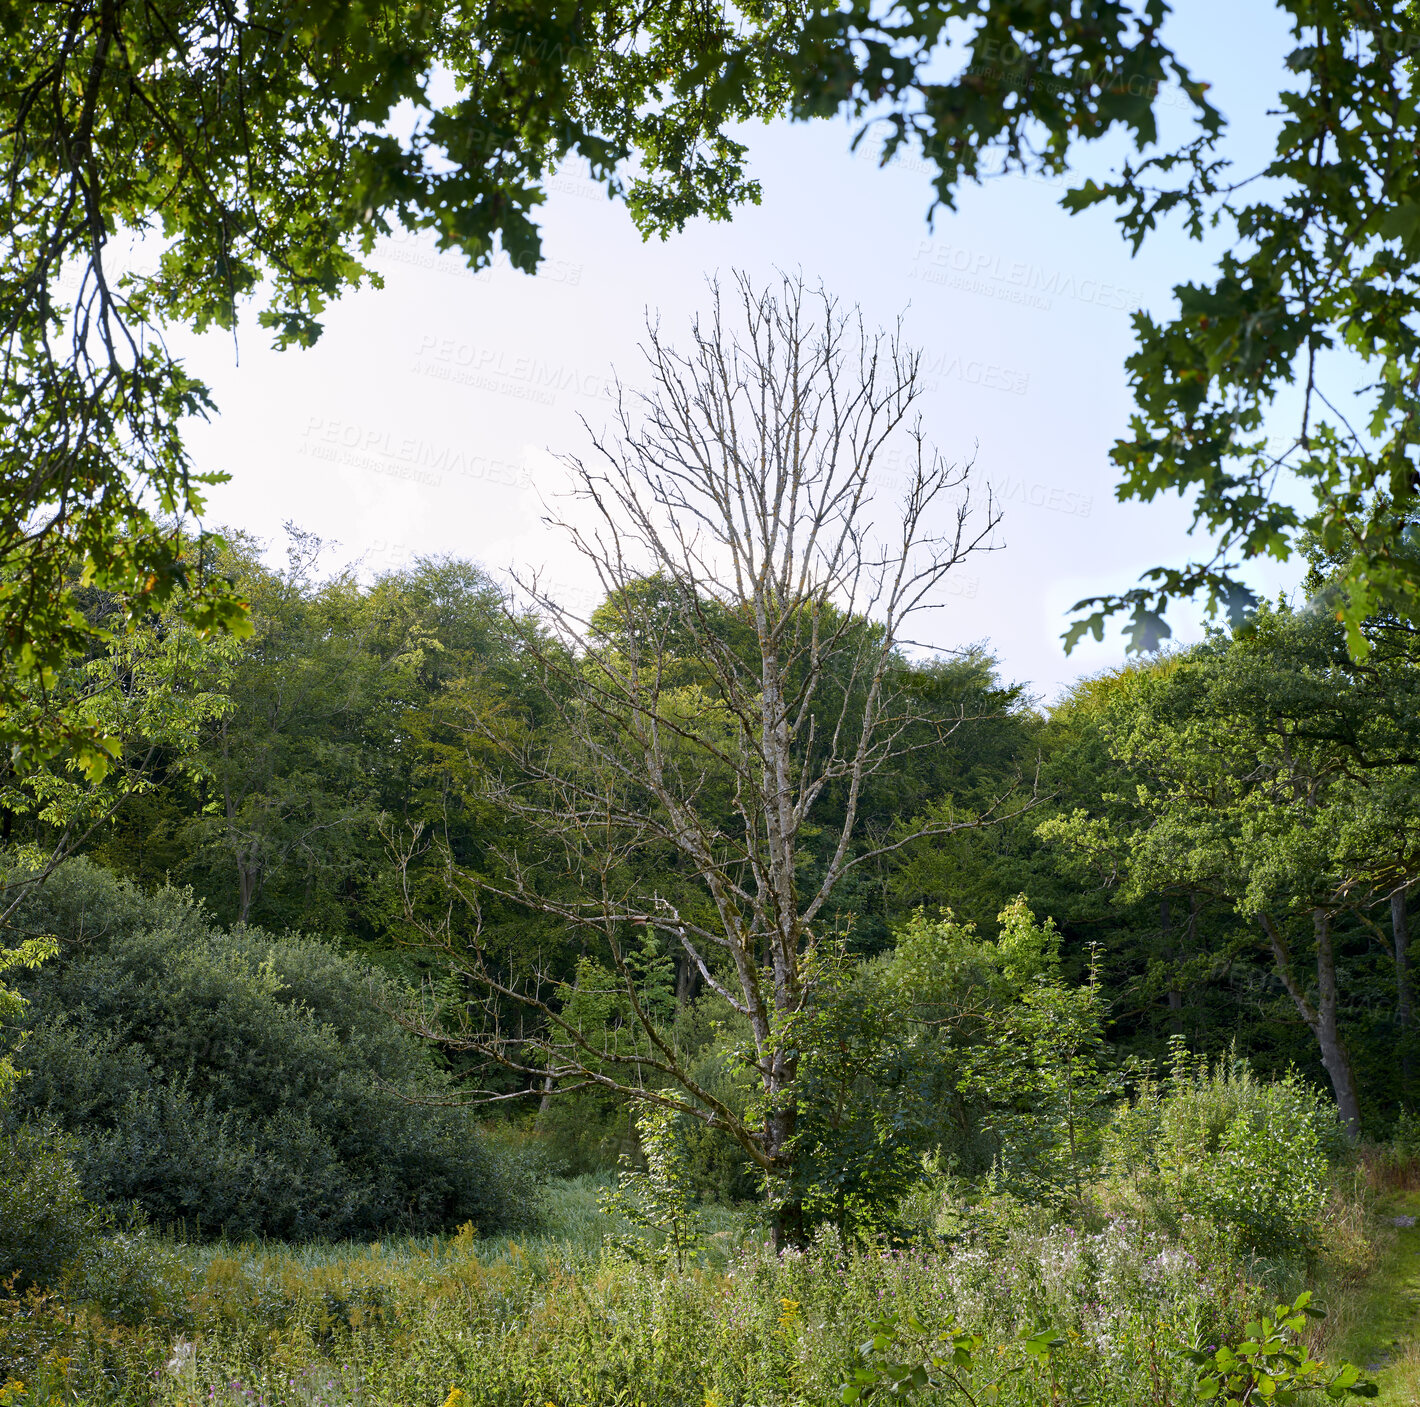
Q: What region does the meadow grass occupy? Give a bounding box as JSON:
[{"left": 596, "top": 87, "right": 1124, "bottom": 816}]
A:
[
  {"left": 174, "top": 1173, "right": 751, "bottom": 1278},
  {"left": 4, "top": 1164, "right": 1413, "bottom": 1406},
  {"left": 15, "top": 1197, "right": 1270, "bottom": 1406},
  {"left": 1328, "top": 1187, "right": 1420, "bottom": 1404}
]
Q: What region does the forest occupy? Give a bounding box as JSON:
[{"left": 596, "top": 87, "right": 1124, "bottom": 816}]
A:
[
  {"left": 8, "top": 0, "right": 1420, "bottom": 1403},
  {"left": 5, "top": 272, "right": 1420, "bottom": 1404}
]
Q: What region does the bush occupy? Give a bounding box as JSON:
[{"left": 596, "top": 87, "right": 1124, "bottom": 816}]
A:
[
  {"left": 0, "top": 1125, "right": 100, "bottom": 1295},
  {"left": 6, "top": 857, "right": 542, "bottom": 1242},
  {"left": 1105, "top": 1038, "right": 1338, "bottom": 1257}
]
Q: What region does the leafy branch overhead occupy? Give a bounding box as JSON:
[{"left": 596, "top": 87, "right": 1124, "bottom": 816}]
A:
[
  {"left": 0, "top": 0, "right": 1221, "bottom": 776},
  {"left": 1065, "top": 4, "right": 1420, "bottom": 655},
  {"left": 10, "top": 0, "right": 1420, "bottom": 776}
]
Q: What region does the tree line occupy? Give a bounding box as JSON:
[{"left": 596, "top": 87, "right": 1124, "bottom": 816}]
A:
[{"left": 3, "top": 276, "right": 1417, "bottom": 1247}]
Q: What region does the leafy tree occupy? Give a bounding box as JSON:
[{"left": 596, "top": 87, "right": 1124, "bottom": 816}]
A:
[
  {"left": 1107, "top": 1037, "right": 1336, "bottom": 1257},
  {"left": 598, "top": 1103, "right": 705, "bottom": 1271},
  {"left": 170, "top": 528, "right": 391, "bottom": 926},
  {"left": 0, "top": 581, "right": 239, "bottom": 926},
  {"left": 0, "top": 932, "right": 56, "bottom": 1107},
  {"left": 942, "top": 901, "right": 1117, "bottom": 1208},
  {"left": 1044, "top": 605, "right": 1420, "bottom": 1136}
]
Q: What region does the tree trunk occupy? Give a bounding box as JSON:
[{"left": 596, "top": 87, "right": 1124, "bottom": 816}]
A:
[
  {"left": 1161, "top": 897, "right": 1184, "bottom": 1035},
  {"left": 765, "top": 1104, "right": 805, "bottom": 1251},
  {"left": 1312, "top": 911, "right": 1363, "bottom": 1139},
  {"left": 675, "top": 953, "right": 700, "bottom": 1005},
  {"left": 236, "top": 850, "right": 259, "bottom": 924},
  {"left": 772, "top": 1199, "right": 805, "bottom": 1252},
  {"left": 1394, "top": 886, "right": 1413, "bottom": 1084},
  {"left": 1188, "top": 893, "right": 1203, "bottom": 1036},
  {"left": 1260, "top": 911, "right": 1362, "bottom": 1140}
]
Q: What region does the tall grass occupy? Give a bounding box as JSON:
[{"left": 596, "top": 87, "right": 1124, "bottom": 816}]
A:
[
  {"left": 12, "top": 1202, "right": 1274, "bottom": 1407},
  {"left": 4, "top": 1151, "right": 1407, "bottom": 1406}
]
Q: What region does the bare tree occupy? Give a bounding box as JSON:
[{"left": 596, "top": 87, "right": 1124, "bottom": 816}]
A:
[{"left": 391, "top": 271, "right": 1030, "bottom": 1245}]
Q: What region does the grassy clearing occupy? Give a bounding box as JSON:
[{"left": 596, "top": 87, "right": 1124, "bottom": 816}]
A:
[
  {"left": 1330, "top": 1186, "right": 1420, "bottom": 1404},
  {"left": 9, "top": 1162, "right": 1420, "bottom": 1405},
  {"left": 176, "top": 1174, "right": 752, "bottom": 1275},
  {"left": 0, "top": 1179, "right": 1348, "bottom": 1406}
]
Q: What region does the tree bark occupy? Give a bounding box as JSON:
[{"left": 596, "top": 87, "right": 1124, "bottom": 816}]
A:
[
  {"left": 1188, "top": 893, "right": 1203, "bottom": 1036},
  {"left": 1394, "top": 886, "right": 1413, "bottom": 1084},
  {"left": 1260, "top": 912, "right": 1361, "bottom": 1139},
  {"left": 1161, "top": 897, "right": 1184, "bottom": 1035},
  {"left": 766, "top": 1098, "right": 804, "bottom": 1250},
  {"left": 1313, "top": 909, "right": 1362, "bottom": 1139}
]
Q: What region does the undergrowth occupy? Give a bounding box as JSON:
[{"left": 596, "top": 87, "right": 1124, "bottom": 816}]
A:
[{"left": 0, "top": 1188, "right": 1332, "bottom": 1406}]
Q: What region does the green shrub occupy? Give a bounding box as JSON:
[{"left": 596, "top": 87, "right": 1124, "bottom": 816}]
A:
[
  {"left": 1106, "top": 1038, "right": 1337, "bottom": 1257},
  {"left": 838, "top": 1291, "right": 1377, "bottom": 1406},
  {"left": 0, "top": 1125, "right": 100, "bottom": 1294},
  {"left": 598, "top": 1105, "right": 706, "bottom": 1270},
  {"left": 531, "top": 1084, "right": 638, "bottom": 1176},
  {"left": 6, "top": 857, "right": 543, "bottom": 1241}
]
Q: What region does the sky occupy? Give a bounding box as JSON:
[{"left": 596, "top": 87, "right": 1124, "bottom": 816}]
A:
[{"left": 172, "top": 0, "right": 1305, "bottom": 704}]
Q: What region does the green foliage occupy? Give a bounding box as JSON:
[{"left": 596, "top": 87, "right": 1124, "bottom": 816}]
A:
[
  {"left": 1107, "top": 1039, "right": 1337, "bottom": 1258},
  {"left": 0, "top": 0, "right": 794, "bottom": 767},
  {"left": 771, "top": 942, "right": 938, "bottom": 1239},
  {"left": 0, "top": 932, "right": 57, "bottom": 1107},
  {"left": 840, "top": 1310, "right": 1063, "bottom": 1405},
  {"left": 0, "top": 1120, "right": 183, "bottom": 1328},
  {"left": 1063, "top": 7, "right": 1420, "bottom": 656},
  {"left": 743, "top": 899, "right": 1121, "bottom": 1236},
  {"left": 1041, "top": 607, "right": 1420, "bottom": 1134},
  {"left": 0, "top": 1125, "right": 98, "bottom": 1296},
  {"left": 533, "top": 1087, "right": 639, "bottom": 1177},
  {"left": 4, "top": 0, "right": 1208, "bottom": 737},
  {"left": 1186, "top": 1292, "right": 1376, "bottom": 1404},
  {"left": 10, "top": 0, "right": 1419, "bottom": 783},
  {"left": 6, "top": 859, "right": 541, "bottom": 1241},
  {"left": 598, "top": 1104, "right": 705, "bottom": 1271},
  {"left": 20, "top": 1209, "right": 1273, "bottom": 1405},
  {"left": 952, "top": 902, "right": 1117, "bottom": 1208}
]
